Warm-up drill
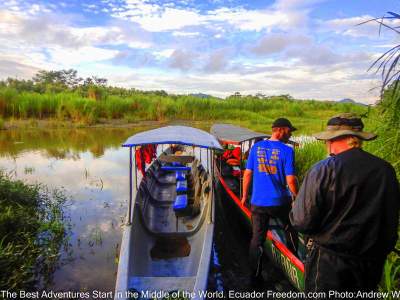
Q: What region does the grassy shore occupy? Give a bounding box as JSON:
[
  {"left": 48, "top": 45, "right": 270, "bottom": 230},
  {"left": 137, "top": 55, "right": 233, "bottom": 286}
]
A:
[
  {"left": 0, "top": 87, "right": 371, "bottom": 134},
  {"left": 0, "top": 172, "right": 68, "bottom": 290}
]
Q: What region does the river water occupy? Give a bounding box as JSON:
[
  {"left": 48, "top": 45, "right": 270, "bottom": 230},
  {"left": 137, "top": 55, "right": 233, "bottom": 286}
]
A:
[
  {"left": 0, "top": 127, "right": 149, "bottom": 292},
  {"left": 0, "top": 126, "right": 293, "bottom": 296}
]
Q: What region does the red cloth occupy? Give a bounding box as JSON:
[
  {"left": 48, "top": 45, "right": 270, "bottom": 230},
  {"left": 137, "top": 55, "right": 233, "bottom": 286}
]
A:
[
  {"left": 135, "top": 148, "right": 145, "bottom": 176},
  {"left": 135, "top": 144, "right": 157, "bottom": 176},
  {"left": 222, "top": 147, "right": 241, "bottom": 161},
  {"left": 143, "top": 144, "right": 157, "bottom": 163},
  {"left": 232, "top": 169, "right": 242, "bottom": 177},
  {"left": 231, "top": 147, "right": 241, "bottom": 160}
]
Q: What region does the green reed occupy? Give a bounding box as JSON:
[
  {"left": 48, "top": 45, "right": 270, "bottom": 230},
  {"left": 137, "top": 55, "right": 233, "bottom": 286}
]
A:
[
  {"left": 0, "top": 172, "right": 68, "bottom": 290},
  {"left": 0, "top": 87, "right": 369, "bottom": 132},
  {"left": 295, "top": 141, "right": 326, "bottom": 183}
]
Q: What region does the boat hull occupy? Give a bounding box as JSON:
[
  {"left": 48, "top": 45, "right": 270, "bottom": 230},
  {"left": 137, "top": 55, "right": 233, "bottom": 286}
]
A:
[{"left": 115, "top": 155, "right": 215, "bottom": 300}]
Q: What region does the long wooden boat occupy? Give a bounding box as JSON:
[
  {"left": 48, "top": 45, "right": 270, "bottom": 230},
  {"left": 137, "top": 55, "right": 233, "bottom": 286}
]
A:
[
  {"left": 210, "top": 124, "right": 305, "bottom": 291},
  {"left": 115, "top": 126, "right": 223, "bottom": 300}
]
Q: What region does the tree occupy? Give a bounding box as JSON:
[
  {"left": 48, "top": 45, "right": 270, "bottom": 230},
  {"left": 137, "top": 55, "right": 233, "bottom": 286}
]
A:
[
  {"left": 60, "top": 69, "right": 82, "bottom": 88},
  {"left": 32, "top": 69, "right": 83, "bottom": 92},
  {"left": 4, "top": 78, "right": 34, "bottom": 91},
  {"left": 255, "top": 92, "right": 266, "bottom": 99},
  {"left": 83, "top": 76, "right": 107, "bottom": 87}
]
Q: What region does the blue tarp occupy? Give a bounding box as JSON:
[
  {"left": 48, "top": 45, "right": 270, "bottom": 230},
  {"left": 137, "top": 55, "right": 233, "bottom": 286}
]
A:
[{"left": 122, "top": 126, "right": 223, "bottom": 150}]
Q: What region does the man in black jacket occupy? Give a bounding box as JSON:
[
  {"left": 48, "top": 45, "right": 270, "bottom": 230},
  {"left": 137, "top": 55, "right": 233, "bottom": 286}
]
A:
[{"left": 290, "top": 113, "right": 400, "bottom": 293}]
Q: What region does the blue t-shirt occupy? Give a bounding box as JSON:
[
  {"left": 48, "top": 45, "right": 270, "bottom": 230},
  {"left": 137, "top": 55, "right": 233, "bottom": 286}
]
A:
[{"left": 246, "top": 140, "right": 295, "bottom": 206}]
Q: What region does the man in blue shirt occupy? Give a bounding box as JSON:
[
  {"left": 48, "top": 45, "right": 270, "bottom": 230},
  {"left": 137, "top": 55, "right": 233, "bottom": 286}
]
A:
[{"left": 241, "top": 118, "right": 298, "bottom": 285}]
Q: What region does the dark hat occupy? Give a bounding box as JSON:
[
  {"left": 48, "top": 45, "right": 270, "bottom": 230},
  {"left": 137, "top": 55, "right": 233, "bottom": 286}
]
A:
[
  {"left": 272, "top": 118, "right": 297, "bottom": 131},
  {"left": 313, "top": 113, "right": 377, "bottom": 141}
]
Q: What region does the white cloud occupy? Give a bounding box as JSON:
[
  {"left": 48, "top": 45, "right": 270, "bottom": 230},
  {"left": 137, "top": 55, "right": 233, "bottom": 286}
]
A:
[
  {"left": 0, "top": 10, "right": 21, "bottom": 35},
  {"left": 250, "top": 34, "right": 312, "bottom": 55},
  {"left": 275, "top": 0, "right": 327, "bottom": 10},
  {"left": 102, "top": 60, "right": 380, "bottom": 103},
  {"left": 0, "top": 47, "right": 56, "bottom": 78},
  {"left": 203, "top": 48, "right": 232, "bottom": 72},
  {"left": 0, "top": 8, "right": 153, "bottom": 50},
  {"left": 0, "top": 59, "right": 40, "bottom": 79},
  {"left": 207, "top": 7, "right": 293, "bottom": 32},
  {"left": 323, "top": 15, "right": 400, "bottom": 38},
  {"left": 111, "top": 1, "right": 309, "bottom": 33},
  {"left": 47, "top": 46, "right": 119, "bottom": 67},
  {"left": 69, "top": 25, "right": 152, "bottom": 49},
  {"left": 116, "top": 7, "right": 204, "bottom": 31},
  {"left": 172, "top": 31, "right": 200, "bottom": 37},
  {"left": 168, "top": 49, "right": 197, "bottom": 70},
  {"left": 153, "top": 49, "right": 175, "bottom": 58},
  {"left": 3, "top": 0, "right": 53, "bottom": 15}
]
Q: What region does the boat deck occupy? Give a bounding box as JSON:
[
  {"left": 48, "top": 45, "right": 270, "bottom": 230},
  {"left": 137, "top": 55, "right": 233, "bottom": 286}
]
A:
[
  {"left": 135, "top": 160, "right": 209, "bottom": 236},
  {"left": 126, "top": 156, "right": 212, "bottom": 283}
]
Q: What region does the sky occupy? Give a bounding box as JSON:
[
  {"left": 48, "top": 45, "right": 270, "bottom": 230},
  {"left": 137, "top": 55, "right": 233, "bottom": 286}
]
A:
[{"left": 0, "top": 0, "right": 399, "bottom": 104}]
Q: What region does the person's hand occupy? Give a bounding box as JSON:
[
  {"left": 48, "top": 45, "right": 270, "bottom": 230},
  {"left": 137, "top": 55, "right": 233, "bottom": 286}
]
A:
[{"left": 241, "top": 195, "right": 247, "bottom": 206}]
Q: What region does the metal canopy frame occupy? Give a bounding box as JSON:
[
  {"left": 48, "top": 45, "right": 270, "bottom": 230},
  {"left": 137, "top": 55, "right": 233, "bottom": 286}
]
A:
[
  {"left": 210, "top": 123, "right": 270, "bottom": 145},
  {"left": 125, "top": 126, "right": 222, "bottom": 225}
]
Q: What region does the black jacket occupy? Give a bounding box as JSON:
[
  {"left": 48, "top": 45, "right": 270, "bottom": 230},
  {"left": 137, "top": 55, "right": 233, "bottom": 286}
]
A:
[{"left": 290, "top": 148, "right": 400, "bottom": 258}]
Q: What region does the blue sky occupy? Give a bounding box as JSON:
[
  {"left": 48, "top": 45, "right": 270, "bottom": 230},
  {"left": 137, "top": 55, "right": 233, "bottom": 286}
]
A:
[{"left": 0, "top": 0, "right": 399, "bottom": 103}]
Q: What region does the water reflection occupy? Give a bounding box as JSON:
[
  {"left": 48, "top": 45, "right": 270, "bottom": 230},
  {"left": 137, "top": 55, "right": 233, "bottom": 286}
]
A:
[
  {"left": 0, "top": 128, "right": 140, "bottom": 159},
  {"left": 0, "top": 127, "right": 156, "bottom": 292}
]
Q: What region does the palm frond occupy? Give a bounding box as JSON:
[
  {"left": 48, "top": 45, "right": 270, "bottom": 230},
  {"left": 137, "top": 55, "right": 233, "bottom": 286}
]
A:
[{"left": 363, "top": 11, "right": 400, "bottom": 93}]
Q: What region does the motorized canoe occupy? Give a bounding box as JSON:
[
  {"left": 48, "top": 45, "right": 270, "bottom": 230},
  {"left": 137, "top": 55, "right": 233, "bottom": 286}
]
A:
[
  {"left": 115, "top": 126, "right": 222, "bottom": 299},
  {"left": 210, "top": 123, "right": 305, "bottom": 291}
]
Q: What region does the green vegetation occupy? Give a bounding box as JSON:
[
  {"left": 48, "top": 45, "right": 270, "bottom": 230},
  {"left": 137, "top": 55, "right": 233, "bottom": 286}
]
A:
[
  {"left": 364, "top": 84, "right": 400, "bottom": 178},
  {"left": 367, "top": 85, "right": 400, "bottom": 294},
  {"left": 295, "top": 142, "right": 326, "bottom": 183},
  {"left": 0, "top": 172, "right": 68, "bottom": 290},
  {"left": 362, "top": 12, "right": 400, "bottom": 295},
  {"left": 0, "top": 70, "right": 369, "bottom": 133}
]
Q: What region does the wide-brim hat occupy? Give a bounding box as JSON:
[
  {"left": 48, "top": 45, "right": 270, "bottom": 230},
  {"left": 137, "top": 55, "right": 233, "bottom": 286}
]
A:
[{"left": 313, "top": 113, "right": 377, "bottom": 141}]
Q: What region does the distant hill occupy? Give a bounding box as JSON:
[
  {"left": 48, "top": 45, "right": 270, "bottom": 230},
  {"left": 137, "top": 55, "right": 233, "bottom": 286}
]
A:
[
  {"left": 190, "top": 93, "right": 212, "bottom": 99},
  {"left": 339, "top": 98, "right": 368, "bottom": 106}
]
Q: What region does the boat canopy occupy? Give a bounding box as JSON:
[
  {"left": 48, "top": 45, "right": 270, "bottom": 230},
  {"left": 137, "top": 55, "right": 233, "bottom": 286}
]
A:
[
  {"left": 211, "top": 124, "right": 270, "bottom": 144},
  {"left": 122, "top": 125, "right": 223, "bottom": 150}
]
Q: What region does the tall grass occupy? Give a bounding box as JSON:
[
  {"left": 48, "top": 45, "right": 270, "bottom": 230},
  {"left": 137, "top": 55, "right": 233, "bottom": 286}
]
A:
[
  {"left": 0, "top": 87, "right": 368, "bottom": 131},
  {"left": 295, "top": 142, "right": 326, "bottom": 183},
  {"left": 365, "top": 87, "right": 400, "bottom": 294}
]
